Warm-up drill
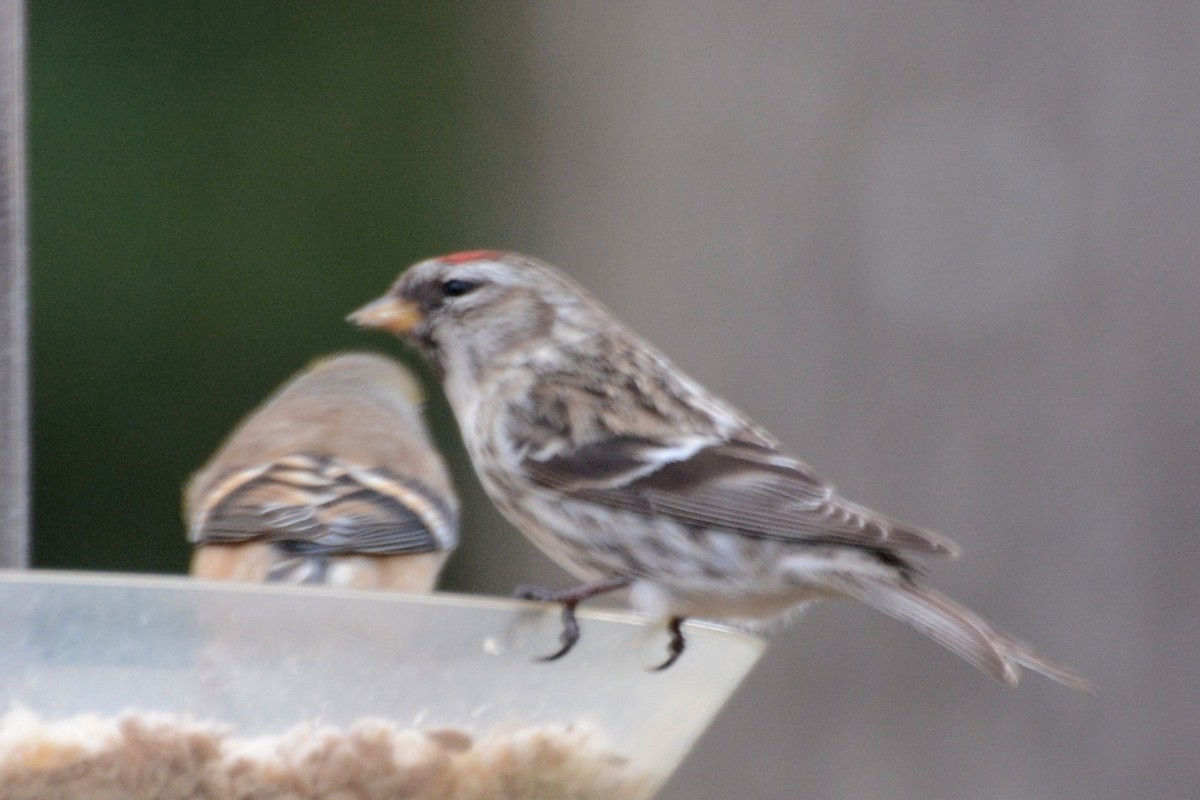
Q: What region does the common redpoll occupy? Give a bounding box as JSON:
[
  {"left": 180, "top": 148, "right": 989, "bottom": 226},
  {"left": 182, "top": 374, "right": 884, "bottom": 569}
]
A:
[
  {"left": 349, "top": 251, "right": 1090, "bottom": 689},
  {"left": 185, "top": 352, "right": 458, "bottom": 592}
]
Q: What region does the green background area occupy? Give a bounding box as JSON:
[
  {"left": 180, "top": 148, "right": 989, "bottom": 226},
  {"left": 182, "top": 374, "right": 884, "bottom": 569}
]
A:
[{"left": 29, "top": 3, "right": 530, "bottom": 583}]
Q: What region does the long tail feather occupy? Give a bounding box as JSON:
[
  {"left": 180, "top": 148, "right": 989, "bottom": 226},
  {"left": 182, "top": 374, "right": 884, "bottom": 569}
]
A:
[{"left": 824, "top": 574, "right": 1094, "bottom": 693}]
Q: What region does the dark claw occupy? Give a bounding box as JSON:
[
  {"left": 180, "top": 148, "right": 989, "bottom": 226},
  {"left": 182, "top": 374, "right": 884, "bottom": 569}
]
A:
[
  {"left": 651, "top": 616, "right": 687, "bottom": 671},
  {"left": 536, "top": 602, "right": 582, "bottom": 661},
  {"left": 511, "top": 577, "right": 632, "bottom": 664}
]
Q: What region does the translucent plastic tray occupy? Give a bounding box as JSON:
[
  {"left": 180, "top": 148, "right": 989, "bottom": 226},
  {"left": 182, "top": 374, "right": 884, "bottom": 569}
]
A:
[{"left": 0, "top": 571, "right": 764, "bottom": 798}]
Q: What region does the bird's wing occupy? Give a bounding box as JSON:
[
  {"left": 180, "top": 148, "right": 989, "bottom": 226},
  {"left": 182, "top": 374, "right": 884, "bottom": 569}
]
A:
[
  {"left": 522, "top": 433, "right": 959, "bottom": 556},
  {"left": 190, "top": 453, "right": 456, "bottom": 555}
]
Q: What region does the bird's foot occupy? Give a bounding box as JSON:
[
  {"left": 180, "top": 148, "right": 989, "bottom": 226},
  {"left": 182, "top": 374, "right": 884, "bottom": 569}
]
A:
[
  {"left": 512, "top": 577, "right": 632, "bottom": 662},
  {"left": 650, "top": 616, "right": 688, "bottom": 671}
]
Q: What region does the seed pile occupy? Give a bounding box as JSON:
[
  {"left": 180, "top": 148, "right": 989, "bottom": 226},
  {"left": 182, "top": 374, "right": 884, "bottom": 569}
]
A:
[{"left": 0, "top": 709, "right": 654, "bottom": 800}]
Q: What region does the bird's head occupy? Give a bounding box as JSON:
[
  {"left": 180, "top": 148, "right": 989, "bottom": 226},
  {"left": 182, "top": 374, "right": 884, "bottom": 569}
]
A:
[{"left": 349, "top": 250, "right": 598, "bottom": 382}]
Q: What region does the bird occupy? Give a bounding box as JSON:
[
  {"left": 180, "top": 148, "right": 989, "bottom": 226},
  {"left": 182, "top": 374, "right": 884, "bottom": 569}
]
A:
[
  {"left": 348, "top": 250, "right": 1091, "bottom": 689},
  {"left": 185, "top": 352, "right": 459, "bottom": 592}
]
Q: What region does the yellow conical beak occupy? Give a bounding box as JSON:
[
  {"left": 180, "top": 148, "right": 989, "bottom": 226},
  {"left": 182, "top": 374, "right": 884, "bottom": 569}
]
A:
[{"left": 347, "top": 296, "right": 423, "bottom": 335}]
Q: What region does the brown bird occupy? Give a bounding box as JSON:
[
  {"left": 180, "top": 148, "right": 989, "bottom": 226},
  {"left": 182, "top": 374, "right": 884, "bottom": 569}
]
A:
[
  {"left": 349, "top": 250, "right": 1091, "bottom": 689},
  {"left": 185, "top": 352, "right": 458, "bottom": 592}
]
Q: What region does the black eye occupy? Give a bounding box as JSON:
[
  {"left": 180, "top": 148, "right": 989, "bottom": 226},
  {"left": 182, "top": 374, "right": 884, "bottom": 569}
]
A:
[{"left": 441, "top": 279, "right": 478, "bottom": 297}]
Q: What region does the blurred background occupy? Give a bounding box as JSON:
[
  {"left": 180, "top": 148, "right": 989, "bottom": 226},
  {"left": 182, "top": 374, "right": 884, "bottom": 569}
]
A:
[{"left": 28, "top": 3, "right": 1198, "bottom": 799}]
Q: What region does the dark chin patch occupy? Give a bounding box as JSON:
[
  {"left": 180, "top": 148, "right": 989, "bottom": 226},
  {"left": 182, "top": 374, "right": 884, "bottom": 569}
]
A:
[{"left": 414, "top": 330, "right": 445, "bottom": 380}]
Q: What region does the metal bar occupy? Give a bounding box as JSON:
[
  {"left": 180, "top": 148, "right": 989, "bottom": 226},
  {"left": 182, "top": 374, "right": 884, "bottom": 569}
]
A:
[{"left": 0, "top": 0, "right": 29, "bottom": 567}]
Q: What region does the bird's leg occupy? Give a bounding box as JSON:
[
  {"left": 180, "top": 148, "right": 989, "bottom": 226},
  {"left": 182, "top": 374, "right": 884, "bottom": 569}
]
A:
[
  {"left": 651, "top": 616, "right": 688, "bottom": 671},
  {"left": 513, "top": 576, "right": 632, "bottom": 662}
]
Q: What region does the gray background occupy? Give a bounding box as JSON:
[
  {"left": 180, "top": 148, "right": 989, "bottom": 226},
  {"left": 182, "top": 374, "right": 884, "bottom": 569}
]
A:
[
  {"left": 30, "top": 3, "right": 1197, "bottom": 799},
  {"left": 491, "top": 5, "right": 1196, "bottom": 799}
]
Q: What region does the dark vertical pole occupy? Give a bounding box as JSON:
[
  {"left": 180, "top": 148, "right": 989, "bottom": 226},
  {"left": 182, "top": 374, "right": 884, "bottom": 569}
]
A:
[{"left": 0, "top": 0, "right": 29, "bottom": 568}]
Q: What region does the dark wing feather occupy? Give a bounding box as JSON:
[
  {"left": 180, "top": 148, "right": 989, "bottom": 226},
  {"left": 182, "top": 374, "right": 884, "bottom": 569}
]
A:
[
  {"left": 523, "top": 434, "right": 959, "bottom": 556},
  {"left": 193, "top": 454, "right": 454, "bottom": 555}
]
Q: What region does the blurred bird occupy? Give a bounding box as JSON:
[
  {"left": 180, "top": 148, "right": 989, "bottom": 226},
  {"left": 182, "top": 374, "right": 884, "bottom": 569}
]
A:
[
  {"left": 349, "top": 250, "right": 1091, "bottom": 689},
  {"left": 185, "top": 352, "right": 458, "bottom": 592}
]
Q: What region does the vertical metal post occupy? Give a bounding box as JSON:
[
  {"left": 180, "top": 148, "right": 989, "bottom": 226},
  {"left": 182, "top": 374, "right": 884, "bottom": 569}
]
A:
[{"left": 0, "top": 0, "right": 29, "bottom": 567}]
